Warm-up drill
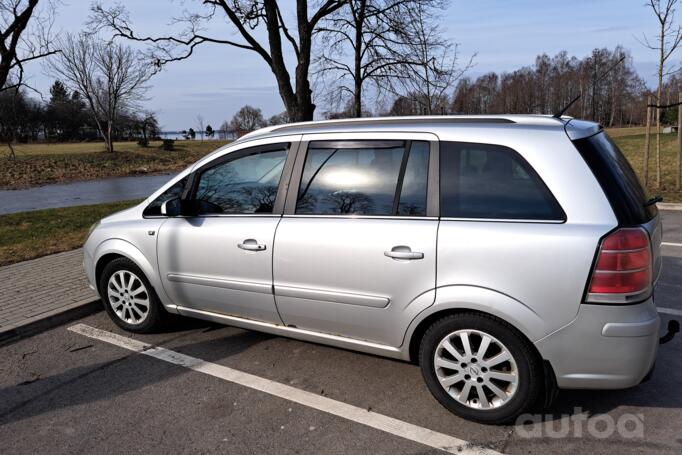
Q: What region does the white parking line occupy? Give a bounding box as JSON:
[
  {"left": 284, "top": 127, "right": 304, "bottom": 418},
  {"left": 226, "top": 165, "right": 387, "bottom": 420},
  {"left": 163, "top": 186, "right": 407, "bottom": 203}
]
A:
[
  {"left": 662, "top": 241, "right": 682, "bottom": 247},
  {"left": 658, "top": 307, "right": 682, "bottom": 317},
  {"left": 68, "top": 323, "right": 501, "bottom": 455}
]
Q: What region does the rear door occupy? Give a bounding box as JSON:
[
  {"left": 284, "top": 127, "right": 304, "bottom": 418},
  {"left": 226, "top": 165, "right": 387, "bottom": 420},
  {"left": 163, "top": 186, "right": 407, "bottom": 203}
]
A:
[{"left": 272, "top": 133, "right": 439, "bottom": 346}]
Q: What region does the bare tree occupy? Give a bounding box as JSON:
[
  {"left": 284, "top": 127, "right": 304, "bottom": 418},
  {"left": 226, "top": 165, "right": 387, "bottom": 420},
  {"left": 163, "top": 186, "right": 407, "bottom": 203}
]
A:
[
  {"left": 89, "top": 1, "right": 347, "bottom": 122},
  {"left": 267, "top": 111, "right": 290, "bottom": 126},
  {"left": 449, "top": 48, "right": 646, "bottom": 126},
  {"left": 47, "top": 33, "right": 152, "bottom": 153},
  {"left": 383, "top": 1, "right": 473, "bottom": 114},
  {"left": 640, "top": 0, "right": 682, "bottom": 188},
  {"left": 230, "top": 105, "right": 267, "bottom": 132},
  {"left": 315, "top": 0, "right": 427, "bottom": 117},
  {"left": 0, "top": 0, "right": 59, "bottom": 92},
  {"left": 135, "top": 111, "right": 159, "bottom": 146},
  {"left": 196, "top": 114, "right": 205, "bottom": 142}
]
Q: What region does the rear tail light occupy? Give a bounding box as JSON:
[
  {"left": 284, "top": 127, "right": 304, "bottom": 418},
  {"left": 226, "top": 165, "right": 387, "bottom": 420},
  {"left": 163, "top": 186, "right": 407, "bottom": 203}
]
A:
[{"left": 586, "top": 227, "right": 652, "bottom": 304}]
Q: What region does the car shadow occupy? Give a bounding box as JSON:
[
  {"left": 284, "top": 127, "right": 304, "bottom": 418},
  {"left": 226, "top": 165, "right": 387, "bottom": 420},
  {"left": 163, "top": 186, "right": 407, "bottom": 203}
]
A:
[{"left": 0, "top": 326, "right": 275, "bottom": 426}]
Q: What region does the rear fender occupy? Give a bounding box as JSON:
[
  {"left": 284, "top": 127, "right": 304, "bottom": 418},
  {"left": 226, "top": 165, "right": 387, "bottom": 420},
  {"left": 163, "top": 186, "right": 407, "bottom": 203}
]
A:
[{"left": 402, "top": 285, "right": 548, "bottom": 358}]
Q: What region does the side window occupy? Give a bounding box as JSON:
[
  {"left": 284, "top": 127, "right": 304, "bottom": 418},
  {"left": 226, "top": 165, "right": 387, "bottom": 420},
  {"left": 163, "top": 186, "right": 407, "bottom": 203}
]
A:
[
  {"left": 143, "top": 176, "right": 188, "bottom": 217},
  {"left": 398, "top": 141, "right": 429, "bottom": 216},
  {"left": 295, "top": 140, "right": 429, "bottom": 216},
  {"left": 296, "top": 141, "right": 404, "bottom": 215},
  {"left": 440, "top": 142, "right": 564, "bottom": 220},
  {"left": 193, "top": 145, "right": 288, "bottom": 214}
]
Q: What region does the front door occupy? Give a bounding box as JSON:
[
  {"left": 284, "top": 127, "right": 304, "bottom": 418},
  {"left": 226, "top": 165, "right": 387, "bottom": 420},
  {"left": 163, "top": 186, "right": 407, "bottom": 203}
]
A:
[
  {"left": 273, "top": 134, "right": 439, "bottom": 346},
  {"left": 157, "top": 141, "right": 295, "bottom": 323}
]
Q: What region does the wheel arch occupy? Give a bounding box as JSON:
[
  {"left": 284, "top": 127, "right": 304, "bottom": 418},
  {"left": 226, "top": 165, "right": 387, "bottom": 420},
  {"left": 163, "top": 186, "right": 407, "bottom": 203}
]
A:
[
  {"left": 93, "top": 239, "right": 177, "bottom": 313},
  {"left": 404, "top": 285, "right": 548, "bottom": 363}
]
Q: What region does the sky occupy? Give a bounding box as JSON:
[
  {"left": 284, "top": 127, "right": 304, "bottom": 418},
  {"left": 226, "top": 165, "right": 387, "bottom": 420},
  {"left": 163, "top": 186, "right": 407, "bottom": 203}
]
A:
[{"left": 22, "top": 0, "right": 677, "bottom": 131}]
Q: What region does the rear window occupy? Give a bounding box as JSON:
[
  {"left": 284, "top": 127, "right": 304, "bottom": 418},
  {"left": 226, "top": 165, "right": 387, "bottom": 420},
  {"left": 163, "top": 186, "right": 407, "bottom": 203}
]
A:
[
  {"left": 440, "top": 141, "right": 565, "bottom": 220},
  {"left": 572, "top": 132, "right": 657, "bottom": 225}
]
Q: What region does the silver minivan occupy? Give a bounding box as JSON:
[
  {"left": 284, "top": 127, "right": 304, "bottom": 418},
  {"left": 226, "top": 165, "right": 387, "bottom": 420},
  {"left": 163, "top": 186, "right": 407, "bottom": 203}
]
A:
[{"left": 84, "top": 116, "right": 664, "bottom": 424}]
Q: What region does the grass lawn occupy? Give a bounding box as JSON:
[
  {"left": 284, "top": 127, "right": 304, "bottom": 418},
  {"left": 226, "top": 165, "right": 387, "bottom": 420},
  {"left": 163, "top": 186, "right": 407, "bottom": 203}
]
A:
[
  {"left": 608, "top": 128, "right": 682, "bottom": 203},
  {"left": 0, "top": 199, "right": 142, "bottom": 266},
  {"left": 0, "top": 140, "right": 229, "bottom": 189}
]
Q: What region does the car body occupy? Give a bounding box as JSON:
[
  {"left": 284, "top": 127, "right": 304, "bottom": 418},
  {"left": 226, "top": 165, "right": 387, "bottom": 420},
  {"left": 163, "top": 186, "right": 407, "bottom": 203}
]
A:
[{"left": 84, "top": 115, "right": 662, "bottom": 423}]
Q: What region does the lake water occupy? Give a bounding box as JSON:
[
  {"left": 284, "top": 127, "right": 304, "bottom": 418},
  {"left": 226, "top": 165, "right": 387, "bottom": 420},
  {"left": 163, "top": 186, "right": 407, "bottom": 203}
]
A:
[
  {"left": 0, "top": 173, "right": 178, "bottom": 215},
  {"left": 159, "top": 131, "right": 238, "bottom": 140}
]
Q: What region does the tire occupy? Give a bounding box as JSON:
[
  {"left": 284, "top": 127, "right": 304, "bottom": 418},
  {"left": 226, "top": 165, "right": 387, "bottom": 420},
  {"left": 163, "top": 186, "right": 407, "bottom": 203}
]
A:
[
  {"left": 419, "top": 312, "right": 542, "bottom": 425},
  {"left": 98, "top": 257, "right": 167, "bottom": 333}
]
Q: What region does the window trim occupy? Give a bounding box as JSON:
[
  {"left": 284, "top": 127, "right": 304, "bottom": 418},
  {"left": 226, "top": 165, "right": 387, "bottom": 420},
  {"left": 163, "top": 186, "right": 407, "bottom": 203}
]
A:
[
  {"left": 392, "top": 140, "right": 412, "bottom": 215},
  {"left": 439, "top": 141, "right": 567, "bottom": 223},
  {"left": 142, "top": 175, "right": 190, "bottom": 219},
  {"left": 283, "top": 138, "right": 438, "bottom": 218},
  {"left": 179, "top": 142, "right": 295, "bottom": 217}
]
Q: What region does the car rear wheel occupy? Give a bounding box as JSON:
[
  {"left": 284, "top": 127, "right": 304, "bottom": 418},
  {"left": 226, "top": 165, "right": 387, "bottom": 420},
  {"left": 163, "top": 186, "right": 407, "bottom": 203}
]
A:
[
  {"left": 99, "top": 257, "right": 166, "bottom": 333},
  {"left": 419, "top": 312, "right": 542, "bottom": 424}
]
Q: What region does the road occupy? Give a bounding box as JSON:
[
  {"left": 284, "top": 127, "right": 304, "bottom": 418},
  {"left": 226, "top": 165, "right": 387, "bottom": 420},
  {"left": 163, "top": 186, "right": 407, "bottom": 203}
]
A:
[
  {"left": 0, "top": 212, "right": 681, "bottom": 454},
  {"left": 0, "top": 173, "right": 177, "bottom": 215}
]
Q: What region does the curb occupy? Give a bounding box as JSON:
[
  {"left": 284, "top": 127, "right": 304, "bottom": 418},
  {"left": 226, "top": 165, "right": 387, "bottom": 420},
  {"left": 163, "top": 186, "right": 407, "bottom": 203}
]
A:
[
  {"left": 0, "top": 298, "right": 101, "bottom": 346},
  {"left": 658, "top": 202, "right": 682, "bottom": 211}
]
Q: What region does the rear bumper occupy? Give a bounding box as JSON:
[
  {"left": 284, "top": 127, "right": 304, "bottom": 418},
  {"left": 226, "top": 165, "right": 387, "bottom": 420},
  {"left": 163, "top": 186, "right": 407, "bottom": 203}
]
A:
[{"left": 535, "top": 299, "right": 659, "bottom": 389}]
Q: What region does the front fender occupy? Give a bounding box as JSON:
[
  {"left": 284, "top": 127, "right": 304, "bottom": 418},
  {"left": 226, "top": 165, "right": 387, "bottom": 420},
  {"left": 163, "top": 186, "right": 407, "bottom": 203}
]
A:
[
  {"left": 93, "top": 238, "right": 177, "bottom": 314},
  {"left": 402, "top": 285, "right": 548, "bottom": 357}
]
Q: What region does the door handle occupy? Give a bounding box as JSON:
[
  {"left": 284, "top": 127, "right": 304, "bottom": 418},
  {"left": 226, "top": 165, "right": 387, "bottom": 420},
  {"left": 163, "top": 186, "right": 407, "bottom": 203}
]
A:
[
  {"left": 238, "top": 239, "right": 267, "bottom": 251},
  {"left": 384, "top": 246, "right": 424, "bottom": 260}
]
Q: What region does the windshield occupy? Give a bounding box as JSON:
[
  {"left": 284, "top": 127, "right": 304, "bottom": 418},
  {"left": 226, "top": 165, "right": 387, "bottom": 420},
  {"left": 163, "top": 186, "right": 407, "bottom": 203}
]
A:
[{"left": 572, "top": 132, "right": 657, "bottom": 225}]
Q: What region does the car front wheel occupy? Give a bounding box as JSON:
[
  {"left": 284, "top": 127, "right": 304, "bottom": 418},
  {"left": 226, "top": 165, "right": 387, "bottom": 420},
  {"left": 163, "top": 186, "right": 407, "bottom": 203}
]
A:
[{"left": 99, "top": 257, "right": 166, "bottom": 333}]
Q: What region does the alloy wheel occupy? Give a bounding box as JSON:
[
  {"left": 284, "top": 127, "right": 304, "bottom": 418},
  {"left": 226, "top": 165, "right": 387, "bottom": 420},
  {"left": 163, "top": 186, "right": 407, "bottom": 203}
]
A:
[
  {"left": 107, "top": 270, "right": 150, "bottom": 325},
  {"left": 433, "top": 329, "right": 519, "bottom": 410}
]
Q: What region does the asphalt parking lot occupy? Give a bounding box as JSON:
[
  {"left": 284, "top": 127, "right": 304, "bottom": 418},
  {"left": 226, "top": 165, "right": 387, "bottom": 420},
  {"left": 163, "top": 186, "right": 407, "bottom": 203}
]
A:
[{"left": 1, "top": 212, "right": 682, "bottom": 455}]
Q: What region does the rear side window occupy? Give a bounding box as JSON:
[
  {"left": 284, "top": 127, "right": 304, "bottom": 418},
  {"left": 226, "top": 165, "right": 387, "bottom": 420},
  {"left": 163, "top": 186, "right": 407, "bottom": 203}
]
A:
[
  {"left": 440, "top": 142, "right": 565, "bottom": 220},
  {"left": 572, "top": 132, "right": 657, "bottom": 225},
  {"left": 296, "top": 140, "right": 429, "bottom": 216}
]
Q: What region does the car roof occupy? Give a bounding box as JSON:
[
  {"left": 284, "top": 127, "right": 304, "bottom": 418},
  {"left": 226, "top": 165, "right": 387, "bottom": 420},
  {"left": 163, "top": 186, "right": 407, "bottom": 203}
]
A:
[{"left": 235, "top": 115, "right": 602, "bottom": 143}]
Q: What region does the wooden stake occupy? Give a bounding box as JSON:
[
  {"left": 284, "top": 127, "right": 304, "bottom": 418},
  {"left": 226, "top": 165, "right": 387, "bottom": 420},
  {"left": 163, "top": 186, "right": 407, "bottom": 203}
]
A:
[
  {"left": 678, "top": 92, "right": 682, "bottom": 190},
  {"left": 644, "top": 95, "right": 652, "bottom": 187},
  {"left": 656, "top": 99, "right": 662, "bottom": 189}
]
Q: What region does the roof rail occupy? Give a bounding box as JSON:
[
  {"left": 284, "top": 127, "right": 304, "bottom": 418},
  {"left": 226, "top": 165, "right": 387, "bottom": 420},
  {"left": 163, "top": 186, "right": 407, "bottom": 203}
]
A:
[{"left": 269, "top": 116, "right": 515, "bottom": 134}]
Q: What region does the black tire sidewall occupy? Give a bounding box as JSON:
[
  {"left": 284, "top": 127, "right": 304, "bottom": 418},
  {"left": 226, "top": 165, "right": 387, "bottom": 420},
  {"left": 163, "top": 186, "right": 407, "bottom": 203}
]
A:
[
  {"left": 99, "top": 257, "right": 164, "bottom": 333},
  {"left": 419, "top": 313, "right": 541, "bottom": 425}
]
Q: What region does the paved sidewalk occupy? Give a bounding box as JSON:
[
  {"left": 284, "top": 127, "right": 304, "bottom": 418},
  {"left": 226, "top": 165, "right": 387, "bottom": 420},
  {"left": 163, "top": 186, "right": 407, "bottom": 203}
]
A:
[{"left": 0, "top": 249, "right": 99, "bottom": 340}]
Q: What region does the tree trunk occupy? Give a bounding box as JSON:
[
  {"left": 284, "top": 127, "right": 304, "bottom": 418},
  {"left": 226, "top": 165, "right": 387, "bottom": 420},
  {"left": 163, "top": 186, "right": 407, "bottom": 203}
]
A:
[
  {"left": 293, "top": 1, "right": 315, "bottom": 122},
  {"left": 352, "top": 0, "right": 366, "bottom": 118},
  {"left": 644, "top": 95, "right": 652, "bottom": 186},
  {"left": 106, "top": 122, "right": 114, "bottom": 153},
  {"left": 294, "top": 37, "right": 315, "bottom": 121},
  {"left": 6, "top": 141, "right": 16, "bottom": 161},
  {"left": 262, "top": 0, "right": 311, "bottom": 123}
]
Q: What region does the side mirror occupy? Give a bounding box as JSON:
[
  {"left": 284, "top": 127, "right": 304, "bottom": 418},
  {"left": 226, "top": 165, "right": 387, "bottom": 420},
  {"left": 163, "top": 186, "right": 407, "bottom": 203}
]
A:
[{"left": 160, "top": 197, "right": 182, "bottom": 217}]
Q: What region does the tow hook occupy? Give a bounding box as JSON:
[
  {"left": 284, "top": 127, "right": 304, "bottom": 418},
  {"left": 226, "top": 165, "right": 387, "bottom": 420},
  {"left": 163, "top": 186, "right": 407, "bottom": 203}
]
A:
[{"left": 660, "top": 320, "right": 680, "bottom": 344}]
